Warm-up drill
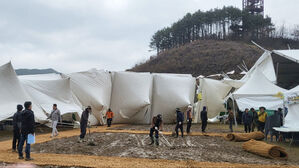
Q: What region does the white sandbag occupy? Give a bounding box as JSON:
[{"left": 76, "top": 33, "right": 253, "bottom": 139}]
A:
[
  {"left": 110, "top": 72, "right": 153, "bottom": 124},
  {"left": 152, "top": 74, "right": 196, "bottom": 123},
  {"left": 64, "top": 69, "right": 112, "bottom": 125}
]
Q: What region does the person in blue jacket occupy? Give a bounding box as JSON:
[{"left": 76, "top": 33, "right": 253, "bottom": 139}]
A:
[{"left": 175, "top": 108, "right": 184, "bottom": 138}]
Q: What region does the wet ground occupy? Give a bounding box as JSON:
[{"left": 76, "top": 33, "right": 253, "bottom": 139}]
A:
[{"left": 31, "top": 131, "right": 298, "bottom": 166}]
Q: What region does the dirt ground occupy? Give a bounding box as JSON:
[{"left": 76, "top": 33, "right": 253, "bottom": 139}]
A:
[{"left": 31, "top": 125, "right": 299, "bottom": 166}]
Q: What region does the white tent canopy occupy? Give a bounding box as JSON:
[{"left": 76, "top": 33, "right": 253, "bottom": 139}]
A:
[
  {"left": 110, "top": 72, "right": 152, "bottom": 124},
  {"left": 233, "top": 69, "right": 286, "bottom": 111},
  {"left": 273, "top": 50, "right": 299, "bottom": 63},
  {"left": 20, "top": 78, "right": 82, "bottom": 120},
  {"left": 64, "top": 69, "right": 112, "bottom": 125},
  {"left": 151, "top": 74, "right": 195, "bottom": 123},
  {"left": 0, "top": 62, "right": 47, "bottom": 122},
  {"left": 282, "top": 85, "right": 299, "bottom": 130}
]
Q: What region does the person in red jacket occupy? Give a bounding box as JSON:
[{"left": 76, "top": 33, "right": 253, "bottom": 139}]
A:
[{"left": 106, "top": 108, "right": 114, "bottom": 127}]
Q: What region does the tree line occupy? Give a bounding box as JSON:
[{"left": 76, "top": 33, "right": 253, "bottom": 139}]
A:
[{"left": 150, "top": 6, "right": 275, "bottom": 53}]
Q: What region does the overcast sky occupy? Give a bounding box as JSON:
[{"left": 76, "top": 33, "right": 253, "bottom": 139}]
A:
[{"left": 0, "top": 0, "right": 298, "bottom": 73}]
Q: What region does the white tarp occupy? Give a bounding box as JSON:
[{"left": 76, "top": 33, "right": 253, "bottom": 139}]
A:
[
  {"left": 64, "top": 69, "right": 112, "bottom": 125},
  {"left": 241, "top": 51, "right": 276, "bottom": 83},
  {"left": 20, "top": 78, "right": 82, "bottom": 120},
  {"left": 110, "top": 72, "right": 152, "bottom": 124},
  {"left": 282, "top": 85, "right": 299, "bottom": 130},
  {"left": 273, "top": 50, "right": 299, "bottom": 63},
  {"left": 18, "top": 73, "right": 62, "bottom": 81},
  {"left": 151, "top": 74, "right": 196, "bottom": 123},
  {"left": 222, "top": 78, "right": 244, "bottom": 89},
  {"left": 196, "top": 78, "right": 232, "bottom": 119},
  {"left": 233, "top": 69, "right": 286, "bottom": 111},
  {"left": 0, "top": 62, "right": 47, "bottom": 122}
]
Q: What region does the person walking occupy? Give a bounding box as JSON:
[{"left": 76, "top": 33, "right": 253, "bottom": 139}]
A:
[
  {"left": 227, "top": 108, "right": 234, "bottom": 132},
  {"left": 149, "top": 114, "right": 163, "bottom": 145},
  {"left": 106, "top": 108, "right": 114, "bottom": 127},
  {"left": 186, "top": 105, "right": 193, "bottom": 134},
  {"left": 257, "top": 107, "right": 267, "bottom": 133},
  {"left": 49, "top": 104, "right": 61, "bottom": 138},
  {"left": 251, "top": 108, "right": 258, "bottom": 132},
  {"left": 175, "top": 108, "right": 184, "bottom": 138},
  {"left": 18, "top": 101, "right": 35, "bottom": 161},
  {"left": 79, "top": 106, "right": 91, "bottom": 142},
  {"left": 242, "top": 108, "right": 252, "bottom": 133},
  {"left": 200, "top": 106, "right": 208, "bottom": 132},
  {"left": 12, "top": 105, "right": 23, "bottom": 152}
]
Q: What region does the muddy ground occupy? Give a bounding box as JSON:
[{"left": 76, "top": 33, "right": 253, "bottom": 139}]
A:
[
  {"left": 31, "top": 131, "right": 298, "bottom": 166},
  {"left": 108, "top": 123, "right": 244, "bottom": 133}
]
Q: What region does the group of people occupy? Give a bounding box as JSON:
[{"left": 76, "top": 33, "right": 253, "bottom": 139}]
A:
[
  {"left": 12, "top": 102, "right": 115, "bottom": 159},
  {"left": 229, "top": 106, "right": 284, "bottom": 141},
  {"left": 12, "top": 101, "right": 35, "bottom": 161},
  {"left": 149, "top": 105, "right": 209, "bottom": 146}
]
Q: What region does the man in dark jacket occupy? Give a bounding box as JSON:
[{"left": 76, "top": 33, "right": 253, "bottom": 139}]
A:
[
  {"left": 175, "top": 108, "right": 184, "bottom": 138},
  {"left": 251, "top": 108, "right": 258, "bottom": 132},
  {"left": 79, "top": 106, "right": 91, "bottom": 142},
  {"left": 12, "top": 105, "right": 23, "bottom": 152},
  {"left": 227, "top": 108, "right": 234, "bottom": 132},
  {"left": 242, "top": 108, "right": 252, "bottom": 133},
  {"left": 200, "top": 106, "right": 208, "bottom": 132},
  {"left": 18, "top": 101, "right": 35, "bottom": 161},
  {"left": 149, "top": 114, "right": 163, "bottom": 145}
]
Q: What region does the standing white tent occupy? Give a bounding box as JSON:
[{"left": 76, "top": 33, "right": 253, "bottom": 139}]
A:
[
  {"left": 151, "top": 74, "right": 196, "bottom": 123},
  {"left": 0, "top": 62, "right": 47, "bottom": 122},
  {"left": 282, "top": 86, "right": 299, "bottom": 130},
  {"left": 20, "top": 78, "right": 82, "bottom": 121},
  {"left": 233, "top": 69, "right": 286, "bottom": 111},
  {"left": 110, "top": 72, "right": 152, "bottom": 124},
  {"left": 64, "top": 69, "right": 112, "bottom": 125}
]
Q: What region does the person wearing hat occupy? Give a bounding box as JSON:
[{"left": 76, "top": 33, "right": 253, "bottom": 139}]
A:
[
  {"left": 79, "top": 106, "right": 92, "bottom": 142},
  {"left": 12, "top": 104, "right": 23, "bottom": 152},
  {"left": 186, "top": 105, "right": 193, "bottom": 134},
  {"left": 175, "top": 108, "right": 184, "bottom": 138},
  {"left": 257, "top": 107, "right": 267, "bottom": 133},
  {"left": 149, "top": 114, "right": 163, "bottom": 145}
]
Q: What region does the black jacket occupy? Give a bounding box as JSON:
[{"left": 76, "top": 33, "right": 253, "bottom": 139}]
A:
[
  {"left": 176, "top": 111, "right": 184, "bottom": 123},
  {"left": 21, "top": 109, "right": 35, "bottom": 135},
  {"left": 80, "top": 110, "right": 89, "bottom": 126},
  {"left": 13, "top": 111, "right": 22, "bottom": 129},
  {"left": 201, "top": 110, "right": 208, "bottom": 122}
]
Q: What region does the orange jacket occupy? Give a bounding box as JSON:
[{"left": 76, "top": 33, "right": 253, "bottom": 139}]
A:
[{"left": 106, "top": 111, "right": 114, "bottom": 119}]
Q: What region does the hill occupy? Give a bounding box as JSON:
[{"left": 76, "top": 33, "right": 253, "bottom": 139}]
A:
[
  {"left": 128, "top": 39, "right": 299, "bottom": 78},
  {"left": 16, "top": 68, "right": 59, "bottom": 76}
]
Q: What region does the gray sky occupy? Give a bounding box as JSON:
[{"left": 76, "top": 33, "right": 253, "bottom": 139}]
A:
[{"left": 0, "top": 0, "right": 298, "bottom": 73}]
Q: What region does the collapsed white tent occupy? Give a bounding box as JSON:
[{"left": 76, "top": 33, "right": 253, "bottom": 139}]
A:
[
  {"left": 233, "top": 69, "right": 286, "bottom": 111},
  {"left": 20, "top": 78, "right": 82, "bottom": 121},
  {"left": 196, "top": 78, "right": 232, "bottom": 120},
  {"left": 110, "top": 72, "right": 152, "bottom": 124},
  {"left": 65, "top": 69, "right": 112, "bottom": 125},
  {"left": 0, "top": 62, "right": 47, "bottom": 122},
  {"left": 273, "top": 50, "right": 299, "bottom": 63},
  {"left": 241, "top": 51, "right": 276, "bottom": 83},
  {"left": 151, "top": 74, "right": 196, "bottom": 123}
]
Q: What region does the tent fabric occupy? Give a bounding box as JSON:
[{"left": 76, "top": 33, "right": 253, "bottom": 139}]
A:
[
  {"left": 20, "top": 78, "right": 82, "bottom": 119},
  {"left": 241, "top": 51, "right": 276, "bottom": 83},
  {"left": 282, "top": 86, "right": 299, "bottom": 130},
  {"left": 110, "top": 72, "right": 152, "bottom": 124},
  {"left": 273, "top": 50, "right": 299, "bottom": 63},
  {"left": 0, "top": 62, "right": 47, "bottom": 122},
  {"left": 196, "top": 78, "right": 232, "bottom": 119},
  {"left": 151, "top": 74, "right": 196, "bottom": 123},
  {"left": 18, "top": 73, "right": 62, "bottom": 81},
  {"left": 233, "top": 69, "right": 286, "bottom": 111},
  {"left": 222, "top": 79, "right": 244, "bottom": 89},
  {"left": 64, "top": 69, "right": 112, "bottom": 125}
]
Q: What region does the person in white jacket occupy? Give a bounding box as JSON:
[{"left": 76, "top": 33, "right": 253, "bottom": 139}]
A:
[{"left": 49, "top": 104, "right": 61, "bottom": 138}]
